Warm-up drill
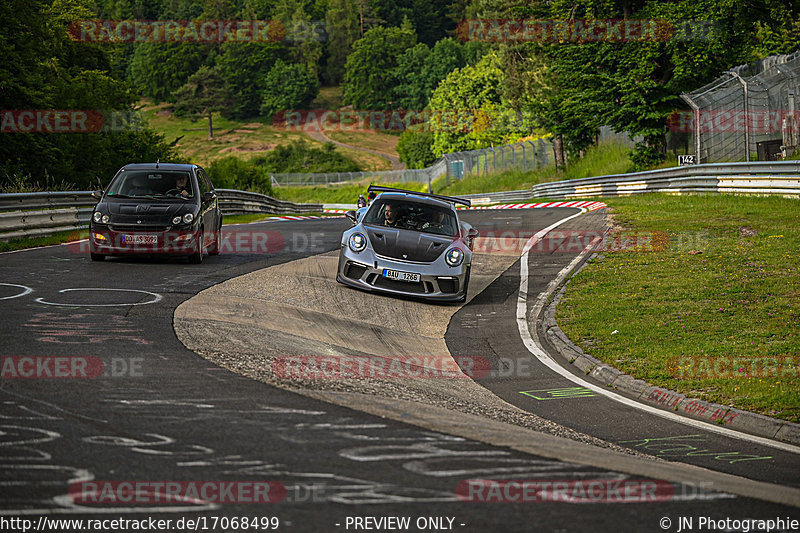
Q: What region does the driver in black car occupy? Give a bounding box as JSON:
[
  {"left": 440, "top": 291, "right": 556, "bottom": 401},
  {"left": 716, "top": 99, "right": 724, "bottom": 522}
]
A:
[{"left": 174, "top": 174, "right": 191, "bottom": 197}]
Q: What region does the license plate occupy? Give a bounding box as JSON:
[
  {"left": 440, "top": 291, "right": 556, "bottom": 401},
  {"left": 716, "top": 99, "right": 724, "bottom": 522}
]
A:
[
  {"left": 383, "top": 269, "right": 420, "bottom": 282},
  {"left": 122, "top": 234, "right": 158, "bottom": 245}
]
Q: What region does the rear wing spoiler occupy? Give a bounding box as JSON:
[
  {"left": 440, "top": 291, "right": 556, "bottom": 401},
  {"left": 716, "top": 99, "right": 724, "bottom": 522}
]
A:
[{"left": 367, "top": 185, "right": 471, "bottom": 207}]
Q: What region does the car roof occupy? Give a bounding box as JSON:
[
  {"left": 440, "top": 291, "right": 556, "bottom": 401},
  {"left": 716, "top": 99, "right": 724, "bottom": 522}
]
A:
[
  {"left": 375, "top": 192, "right": 455, "bottom": 209},
  {"left": 120, "top": 163, "right": 198, "bottom": 172}
]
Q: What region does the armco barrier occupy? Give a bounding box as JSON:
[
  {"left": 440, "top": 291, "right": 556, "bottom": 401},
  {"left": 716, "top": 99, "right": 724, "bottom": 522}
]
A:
[
  {"left": 2, "top": 161, "right": 797, "bottom": 240},
  {"left": 0, "top": 189, "right": 322, "bottom": 241},
  {"left": 527, "top": 161, "right": 800, "bottom": 200}
]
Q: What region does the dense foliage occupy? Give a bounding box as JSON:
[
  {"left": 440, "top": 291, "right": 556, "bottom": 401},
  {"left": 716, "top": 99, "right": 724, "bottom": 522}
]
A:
[{"left": 3, "top": 0, "right": 799, "bottom": 189}]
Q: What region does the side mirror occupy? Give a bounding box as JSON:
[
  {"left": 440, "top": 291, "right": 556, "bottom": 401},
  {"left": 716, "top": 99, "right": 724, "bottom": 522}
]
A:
[
  {"left": 91, "top": 190, "right": 103, "bottom": 200},
  {"left": 202, "top": 191, "right": 217, "bottom": 202},
  {"left": 345, "top": 210, "right": 358, "bottom": 225},
  {"left": 466, "top": 227, "right": 479, "bottom": 250}
]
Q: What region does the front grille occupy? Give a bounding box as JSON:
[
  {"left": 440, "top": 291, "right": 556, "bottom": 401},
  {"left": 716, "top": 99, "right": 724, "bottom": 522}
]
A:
[
  {"left": 344, "top": 262, "right": 367, "bottom": 280},
  {"left": 372, "top": 277, "right": 427, "bottom": 294},
  {"left": 437, "top": 278, "right": 458, "bottom": 294},
  {"left": 110, "top": 224, "right": 169, "bottom": 232}
]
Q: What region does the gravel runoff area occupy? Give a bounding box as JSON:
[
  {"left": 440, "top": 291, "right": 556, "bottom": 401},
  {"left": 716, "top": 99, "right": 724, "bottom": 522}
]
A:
[{"left": 175, "top": 248, "right": 657, "bottom": 459}]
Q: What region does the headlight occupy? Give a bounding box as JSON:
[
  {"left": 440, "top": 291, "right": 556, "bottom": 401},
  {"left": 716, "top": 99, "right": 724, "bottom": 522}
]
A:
[
  {"left": 101, "top": 214, "right": 110, "bottom": 224},
  {"left": 182, "top": 213, "right": 194, "bottom": 224},
  {"left": 445, "top": 247, "right": 464, "bottom": 267},
  {"left": 348, "top": 233, "right": 367, "bottom": 252},
  {"left": 93, "top": 211, "right": 102, "bottom": 223},
  {"left": 172, "top": 215, "right": 182, "bottom": 225}
]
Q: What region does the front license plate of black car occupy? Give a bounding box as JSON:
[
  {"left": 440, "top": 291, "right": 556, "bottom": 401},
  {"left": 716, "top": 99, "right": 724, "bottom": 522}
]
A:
[
  {"left": 383, "top": 269, "right": 420, "bottom": 282},
  {"left": 122, "top": 234, "right": 158, "bottom": 244}
]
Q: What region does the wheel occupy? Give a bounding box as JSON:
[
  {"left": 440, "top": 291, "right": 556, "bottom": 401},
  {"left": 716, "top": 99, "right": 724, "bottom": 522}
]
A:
[
  {"left": 90, "top": 253, "right": 105, "bottom": 262},
  {"left": 188, "top": 229, "right": 204, "bottom": 264},
  {"left": 207, "top": 225, "right": 221, "bottom": 256}
]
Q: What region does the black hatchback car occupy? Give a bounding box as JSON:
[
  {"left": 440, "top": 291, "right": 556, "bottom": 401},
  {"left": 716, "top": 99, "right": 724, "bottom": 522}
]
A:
[{"left": 89, "top": 163, "right": 222, "bottom": 263}]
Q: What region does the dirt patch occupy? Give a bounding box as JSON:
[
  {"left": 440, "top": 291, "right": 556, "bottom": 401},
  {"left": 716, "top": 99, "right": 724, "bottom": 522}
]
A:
[
  {"left": 219, "top": 144, "right": 274, "bottom": 153},
  {"left": 738, "top": 226, "right": 760, "bottom": 238}
]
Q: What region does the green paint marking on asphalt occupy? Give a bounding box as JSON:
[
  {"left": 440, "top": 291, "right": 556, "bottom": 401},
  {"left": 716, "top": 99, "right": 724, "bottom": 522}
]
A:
[{"left": 519, "top": 387, "right": 597, "bottom": 400}]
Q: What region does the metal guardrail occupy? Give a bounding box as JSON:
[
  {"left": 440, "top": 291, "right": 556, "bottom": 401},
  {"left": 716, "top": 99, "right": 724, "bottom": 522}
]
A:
[
  {"left": 2, "top": 161, "right": 796, "bottom": 240},
  {"left": 528, "top": 161, "right": 800, "bottom": 199},
  {"left": 0, "top": 190, "right": 323, "bottom": 241},
  {"left": 215, "top": 189, "right": 322, "bottom": 215}
]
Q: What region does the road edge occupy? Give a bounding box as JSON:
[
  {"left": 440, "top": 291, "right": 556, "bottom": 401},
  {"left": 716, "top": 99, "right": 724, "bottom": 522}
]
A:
[{"left": 538, "top": 251, "right": 800, "bottom": 447}]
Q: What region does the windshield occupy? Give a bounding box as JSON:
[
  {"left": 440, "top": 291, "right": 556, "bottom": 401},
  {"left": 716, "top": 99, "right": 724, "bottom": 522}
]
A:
[
  {"left": 106, "top": 170, "right": 194, "bottom": 198},
  {"left": 363, "top": 199, "right": 458, "bottom": 236}
]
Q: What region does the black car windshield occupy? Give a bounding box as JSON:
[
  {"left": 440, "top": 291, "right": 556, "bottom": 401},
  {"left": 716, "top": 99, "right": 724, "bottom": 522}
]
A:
[
  {"left": 363, "top": 199, "right": 458, "bottom": 236},
  {"left": 106, "top": 170, "right": 194, "bottom": 198}
]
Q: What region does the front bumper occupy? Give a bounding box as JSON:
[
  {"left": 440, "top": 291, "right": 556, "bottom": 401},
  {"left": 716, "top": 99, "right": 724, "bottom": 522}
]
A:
[
  {"left": 89, "top": 225, "right": 201, "bottom": 256},
  {"left": 336, "top": 245, "right": 469, "bottom": 301}
]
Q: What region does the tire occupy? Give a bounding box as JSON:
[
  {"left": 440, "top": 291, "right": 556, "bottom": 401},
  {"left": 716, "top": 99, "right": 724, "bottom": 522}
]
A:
[
  {"left": 90, "top": 253, "right": 105, "bottom": 262},
  {"left": 188, "top": 229, "right": 204, "bottom": 264},
  {"left": 208, "top": 225, "right": 221, "bottom": 256}
]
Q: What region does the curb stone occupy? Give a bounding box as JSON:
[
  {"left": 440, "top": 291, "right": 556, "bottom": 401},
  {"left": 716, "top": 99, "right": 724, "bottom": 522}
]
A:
[{"left": 539, "top": 255, "right": 800, "bottom": 447}]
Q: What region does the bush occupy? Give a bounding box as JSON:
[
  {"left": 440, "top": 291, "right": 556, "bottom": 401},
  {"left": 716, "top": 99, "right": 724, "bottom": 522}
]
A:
[
  {"left": 397, "top": 130, "right": 436, "bottom": 169},
  {"left": 260, "top": 60, "right": 319, "bottom": 118},
  {"left": 206, "top": 157, "right": 273, "bottom": 196},
  {"left": 254, "top": 141, "right": 360, "bottom": 173}
]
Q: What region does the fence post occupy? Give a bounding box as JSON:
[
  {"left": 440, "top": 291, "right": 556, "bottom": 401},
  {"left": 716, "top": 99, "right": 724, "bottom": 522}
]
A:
[
  {"left": 731, "top": 72, "right": 751, "bottom": 162},
  {"left": 530, "top": 141, "right": 537, "bottom": 170}
]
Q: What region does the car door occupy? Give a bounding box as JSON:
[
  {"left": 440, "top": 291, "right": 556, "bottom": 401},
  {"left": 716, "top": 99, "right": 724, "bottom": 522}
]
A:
[{"left": 195, "top": 168, "right": 218, "bottom": 243}]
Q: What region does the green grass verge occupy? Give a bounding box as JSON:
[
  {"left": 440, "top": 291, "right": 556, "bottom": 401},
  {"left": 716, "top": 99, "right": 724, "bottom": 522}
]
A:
[
  {"left": 433, "top": 141, "right": 632, "bottom": 197},
  {"left": 0, "top": 229, "right": 88, "bottom": 253},
  {"left": 265, "top": 140, "right": 631, "bottom": 204},
  {"left": 272, "top": 181, "right": 427, "bottom": 204},
  {"left": 557, "top": 194, "right": 800, "bottom": 422}
]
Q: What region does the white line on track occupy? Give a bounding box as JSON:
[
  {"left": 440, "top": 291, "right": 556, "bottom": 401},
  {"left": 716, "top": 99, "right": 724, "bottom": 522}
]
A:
[{"left": 516, "top": 209, "right": 800, "bottom": 455}]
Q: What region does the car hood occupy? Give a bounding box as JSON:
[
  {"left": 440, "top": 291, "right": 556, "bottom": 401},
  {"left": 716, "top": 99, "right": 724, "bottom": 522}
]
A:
[
  {"left": 102, "top": 200, "right": 191, "bottom": 225},
  {"left": 365, "top": 226, "right": 452, "bottom": 262}
]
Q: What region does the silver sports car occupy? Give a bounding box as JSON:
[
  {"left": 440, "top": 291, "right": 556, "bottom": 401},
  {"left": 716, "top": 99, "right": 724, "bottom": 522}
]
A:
[{"left": 336, "top": 186, "right": 478, "bottom": 302}]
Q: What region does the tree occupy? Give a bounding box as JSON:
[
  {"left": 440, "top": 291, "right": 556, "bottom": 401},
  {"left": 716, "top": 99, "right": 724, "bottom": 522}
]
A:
[
  {"left": 324, "top": 0, "right": 360, "bottom": 84},
  {"left": 272, "top": 0, "right": 324, "bottom": 75},
  {"left": 216, "top": 41, "right": 286, "bottom": 118},
  {"left": 173, "top": 66, "right": 232, "bottom": 140},
  {"left": 343, "top": 26, "right": 416, "bottom": 109},
  {"left": 395, "top": 38, "right": 467, "bottom": 110},
  {"left": 397, "top": 130, "right": 436, "bottom": 168},
  {"left": 260, "top": 60, "right": 320, "bottom": 118},
  {"left": 0, "top": 0, "right": 181, "bottom": 189},
  {"left": 394, "top": 43, "right": 431, "bottom": 109},
  {"left": 128, "top": 43, "right": 208, "bottom": 102},
  {"left": 428, "top": 52, "right": 524, "bottom": 155}
]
